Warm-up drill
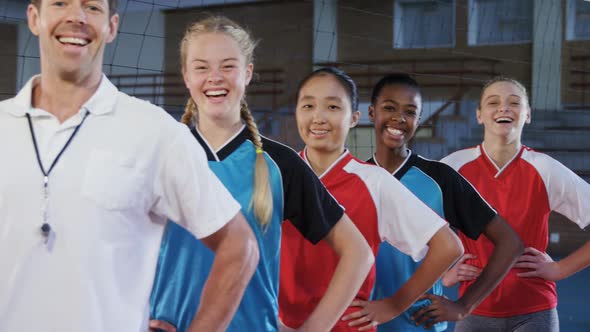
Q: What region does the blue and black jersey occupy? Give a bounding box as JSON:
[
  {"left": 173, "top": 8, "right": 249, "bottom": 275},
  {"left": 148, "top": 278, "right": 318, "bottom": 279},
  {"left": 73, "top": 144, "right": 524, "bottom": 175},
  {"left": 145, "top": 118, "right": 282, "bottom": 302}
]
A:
[
  {"left": 150, "top": 125, "right": 344, "bottom": 332},
  {"left": 367, "top": 150, "right": 495, "bottom": 332}
]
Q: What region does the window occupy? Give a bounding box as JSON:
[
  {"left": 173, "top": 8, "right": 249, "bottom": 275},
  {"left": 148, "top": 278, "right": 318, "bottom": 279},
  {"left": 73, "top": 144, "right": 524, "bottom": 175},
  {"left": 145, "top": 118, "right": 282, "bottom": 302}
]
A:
[
  {"left": 394, "top": 0, "right": 455, "bottom": 49},
  {"left": 567, "top": 0, "right": 590, "bottom": 40},
  {"left": 468, "top": 0, "right": 533, "bottom": 45}
]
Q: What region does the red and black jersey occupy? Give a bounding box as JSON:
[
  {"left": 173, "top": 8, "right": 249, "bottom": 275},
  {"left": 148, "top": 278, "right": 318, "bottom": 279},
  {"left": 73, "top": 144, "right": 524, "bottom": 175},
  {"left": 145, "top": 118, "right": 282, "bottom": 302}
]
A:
[{"left": 280, "top": 150, "right": 448, "bottom": 331}]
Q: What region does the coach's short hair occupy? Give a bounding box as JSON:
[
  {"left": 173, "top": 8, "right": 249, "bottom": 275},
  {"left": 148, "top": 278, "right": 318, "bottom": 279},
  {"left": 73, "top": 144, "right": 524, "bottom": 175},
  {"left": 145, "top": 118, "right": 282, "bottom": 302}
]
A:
[{"left": 30, "top": 0, "right": 118, "bottom": 16}]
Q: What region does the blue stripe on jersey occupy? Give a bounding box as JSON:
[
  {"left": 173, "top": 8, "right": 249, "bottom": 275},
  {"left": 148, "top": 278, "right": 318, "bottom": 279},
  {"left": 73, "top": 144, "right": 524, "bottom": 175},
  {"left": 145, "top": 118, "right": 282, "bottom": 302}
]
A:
[
  {"left": 373, "top": 166, "right": 447, "bottom": 332},
  {"left": 150, "top": 140, "right": 284, "bottom": 332}
]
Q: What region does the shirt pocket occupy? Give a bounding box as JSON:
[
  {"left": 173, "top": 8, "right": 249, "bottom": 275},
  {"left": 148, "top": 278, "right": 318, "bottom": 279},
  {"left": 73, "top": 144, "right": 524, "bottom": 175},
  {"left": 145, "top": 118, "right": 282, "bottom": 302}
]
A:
[{"left": 82, "top": 149, "right": 148, "bottom": 211}]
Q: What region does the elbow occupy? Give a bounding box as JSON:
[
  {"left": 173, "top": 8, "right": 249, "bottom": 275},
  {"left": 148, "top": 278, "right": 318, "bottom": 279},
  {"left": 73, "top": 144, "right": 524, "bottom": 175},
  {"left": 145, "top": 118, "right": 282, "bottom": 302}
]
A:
[
  {"left": 362, "top": 241, "right": 375, "bottom": 272},
  {"left": 329, "top": 215, "right": 374, "bottom": 275},
  {"left": 511, "top": 235, "right": 525, "bottom": 260},
  {"left": 446, "top": 229, "right": 464, "bottom": 262},
  {"left": 511, "top": 228, "right": 525, "bottom": 256},
  {"left": 361, "top": 250, "right": 375, "bottom": 279},
  {"left": 350, "top": 237, "right": 374, "bottom": 276},
  {"left": 455, "top": 244, "right": 465, "bottom": 261},
  {"left": 234, "top": 213, "right": 259, "bottom": 278},
  {"left": 243, "top": 233, "right": 260, "bottom": 277},
  {"left": 451, "top": 237, "right": 465, "bottom": 262},
  {"left": 427, "top": 226, "right": 464, "bottom": 265},
  {"left": 493, "top": 216, "right": 525, "bottom": 259},
  {"left": 513, "top": 236, "right": 525, "bottom": 257},
  {"left": 493, "top": 214, "right": 524, "bottom": 257}
]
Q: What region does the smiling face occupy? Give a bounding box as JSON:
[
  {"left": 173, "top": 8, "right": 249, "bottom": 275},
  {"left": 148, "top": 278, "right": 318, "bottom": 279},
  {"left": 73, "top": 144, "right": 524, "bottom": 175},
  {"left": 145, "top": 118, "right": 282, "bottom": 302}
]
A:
[
  {"left": 369, "top": 84, "right": 421, "bottom": 151},
  {"left": 477, "top": 80, "right": 531, "bottom": 141},
  {"left": 296, "top": 74, "right": 360, "bottom": 156},
  {"left": 182, "top": 32, "right": 253, "bottom": 124},
  {"left": 27, "top": 0, "right": 118, "bottom": 81}
]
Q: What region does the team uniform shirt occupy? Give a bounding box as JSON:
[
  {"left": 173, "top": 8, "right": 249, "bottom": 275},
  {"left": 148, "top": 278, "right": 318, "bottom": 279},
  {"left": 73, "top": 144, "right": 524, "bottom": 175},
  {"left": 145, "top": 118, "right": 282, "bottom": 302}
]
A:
[
  {"left": 150, "top": 126, "right": 344, "bottom": 332},
  {"left": 442, "top": 144, "right": 590, "bottom": 317},
  {"left": 0, "top": 76, "right": 241, "bottom": 331},
  {"left": 367, "top": 151, "right": 495, "bottom": 332},
  {"left": 279, "top": 150, "right": 448, "bottom": 332}
]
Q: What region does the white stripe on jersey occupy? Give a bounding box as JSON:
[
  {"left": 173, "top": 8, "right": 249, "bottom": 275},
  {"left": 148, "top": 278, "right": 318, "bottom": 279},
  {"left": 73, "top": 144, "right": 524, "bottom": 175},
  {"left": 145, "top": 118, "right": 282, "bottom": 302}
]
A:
[
  {"left": 342, "top": 159, "right": 447, "bottom": 261},
  {"left": 440, "top": 146, "right": 481, "bottom": 171}
]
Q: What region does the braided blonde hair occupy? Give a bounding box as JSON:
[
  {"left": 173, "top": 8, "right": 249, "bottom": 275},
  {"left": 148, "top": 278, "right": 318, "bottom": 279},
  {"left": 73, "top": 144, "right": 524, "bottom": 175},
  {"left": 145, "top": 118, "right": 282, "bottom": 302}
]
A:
[{"left": 180, "top": 16, "right": 272, "bottom": 228}]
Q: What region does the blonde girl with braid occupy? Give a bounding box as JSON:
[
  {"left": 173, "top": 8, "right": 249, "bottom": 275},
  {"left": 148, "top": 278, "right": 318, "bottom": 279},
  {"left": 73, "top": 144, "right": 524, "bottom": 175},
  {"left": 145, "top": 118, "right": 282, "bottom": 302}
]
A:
[
  {"left": 148, "top": 16, "right": 373, "bottom": 332},
  {"left": 183, "top": 97, "right": 273, "bottom": 227}
]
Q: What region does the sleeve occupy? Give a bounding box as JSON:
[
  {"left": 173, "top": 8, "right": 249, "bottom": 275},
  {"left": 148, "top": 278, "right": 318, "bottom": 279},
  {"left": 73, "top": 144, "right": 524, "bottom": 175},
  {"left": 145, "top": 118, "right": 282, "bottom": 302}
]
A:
[
  {"left": 373, "top": 170, "right": 448, "bottom": 261},
  {"left": 440, "top": 148, "right": 477, "bottom": 172},
  {"left": 151, "top": 125, "right": 242, "bottom": 239},
  {"left": 537, "top": 155, "right": 590, "bottom": 229},
  {"left": 280, "top": 151, "right": 344, "bottom": 244},
  {"left": 439, "top": 163, "right": 497, "bottom": 240}
]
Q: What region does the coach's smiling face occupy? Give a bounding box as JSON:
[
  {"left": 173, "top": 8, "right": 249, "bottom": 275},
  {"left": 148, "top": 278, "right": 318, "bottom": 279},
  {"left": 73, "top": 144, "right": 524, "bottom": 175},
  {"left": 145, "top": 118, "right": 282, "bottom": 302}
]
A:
[{"left": 27, "top": 0, "right": 119, "bottom": 82}]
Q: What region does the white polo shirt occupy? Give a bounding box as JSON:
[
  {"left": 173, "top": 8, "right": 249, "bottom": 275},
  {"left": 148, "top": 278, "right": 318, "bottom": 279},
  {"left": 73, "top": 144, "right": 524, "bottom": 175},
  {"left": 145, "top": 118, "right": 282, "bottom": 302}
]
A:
[{"left": 0, "top": 75, "right": 241, "bottom": 331}]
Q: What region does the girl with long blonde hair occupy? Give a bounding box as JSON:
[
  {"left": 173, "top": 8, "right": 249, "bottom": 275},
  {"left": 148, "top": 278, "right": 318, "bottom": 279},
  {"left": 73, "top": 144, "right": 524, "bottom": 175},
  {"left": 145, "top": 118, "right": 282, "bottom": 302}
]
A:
[{"left": 148, "top": 16, "right": 373, "bottom": 332}]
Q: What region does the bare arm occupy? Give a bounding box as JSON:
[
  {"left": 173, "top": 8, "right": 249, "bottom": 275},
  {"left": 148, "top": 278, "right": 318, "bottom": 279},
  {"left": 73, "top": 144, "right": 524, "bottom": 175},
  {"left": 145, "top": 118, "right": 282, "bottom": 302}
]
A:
[
  {"left": 385, "top": 226, "right": 463, "bottom": 313},
  {"left": 456, "top": 215, "right": 523, "bottom": 312},
  {"left": 413, "top": 215, "right": 523, "bottom": 328},
  {"left": 513, "top": 154, "right": 590, "bottom": 281},
  {"left": 552, "top": 240, "right": 590, "bottom": 279},
  {"left": 187, "top": 212, "right": 259, "bottom": 332},
  {"left": 297, "top": 214, "right": 374, "bottom": 332},
  {"left": 516, "top": 240, "right": 590, "bottom": 281},
  {"left": 343, "top": 226, "right": 463, "bottom": 330}
]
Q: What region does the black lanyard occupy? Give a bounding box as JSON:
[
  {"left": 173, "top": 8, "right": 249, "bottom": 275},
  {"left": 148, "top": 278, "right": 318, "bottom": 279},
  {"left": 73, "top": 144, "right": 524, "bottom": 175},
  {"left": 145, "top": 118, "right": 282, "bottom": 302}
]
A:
[
  {"left": 26, "top": 111, "right": 90, "bottom": 244},
  {"left": 26, "top": 112, "right": 90, "bottom": 179}
]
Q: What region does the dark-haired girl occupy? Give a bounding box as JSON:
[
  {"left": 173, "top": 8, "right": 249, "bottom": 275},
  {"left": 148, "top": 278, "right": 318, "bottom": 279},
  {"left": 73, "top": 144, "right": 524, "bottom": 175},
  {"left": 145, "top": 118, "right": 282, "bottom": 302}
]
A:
[
  {"left": 364, "top": 73, "right": 523, "bottom": 332},
  {"left": 279, "top": 68, "right": 463, "bottom": 332}
]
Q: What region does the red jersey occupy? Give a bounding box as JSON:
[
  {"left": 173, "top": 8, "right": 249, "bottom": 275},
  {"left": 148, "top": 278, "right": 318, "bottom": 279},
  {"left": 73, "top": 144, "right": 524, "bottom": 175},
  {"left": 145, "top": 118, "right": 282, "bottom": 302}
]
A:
[
  {"left": 442, "top": 144, "right": 590, "bottom": 317},
  {"left": 279, "top": 150, "right": 448, "bottom": 331}
]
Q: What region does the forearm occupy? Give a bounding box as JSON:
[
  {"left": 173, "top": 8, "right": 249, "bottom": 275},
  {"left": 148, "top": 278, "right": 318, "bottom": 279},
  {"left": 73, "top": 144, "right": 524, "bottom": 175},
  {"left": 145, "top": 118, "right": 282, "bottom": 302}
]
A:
[
  {"left": 555, "top": 240, "right": 590, "bottom": 280},
  {"left": 386, "top": 226, "right": 463, "bottom": 314},
  {"left": 299, "top": 216, "right": 374, "bottom": 331},
  {"left": 189, "top": 217, "right": 259, "bottom": 332},
  {"left": 458, "top": 216, "right": 523, "bottom": 313}
]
